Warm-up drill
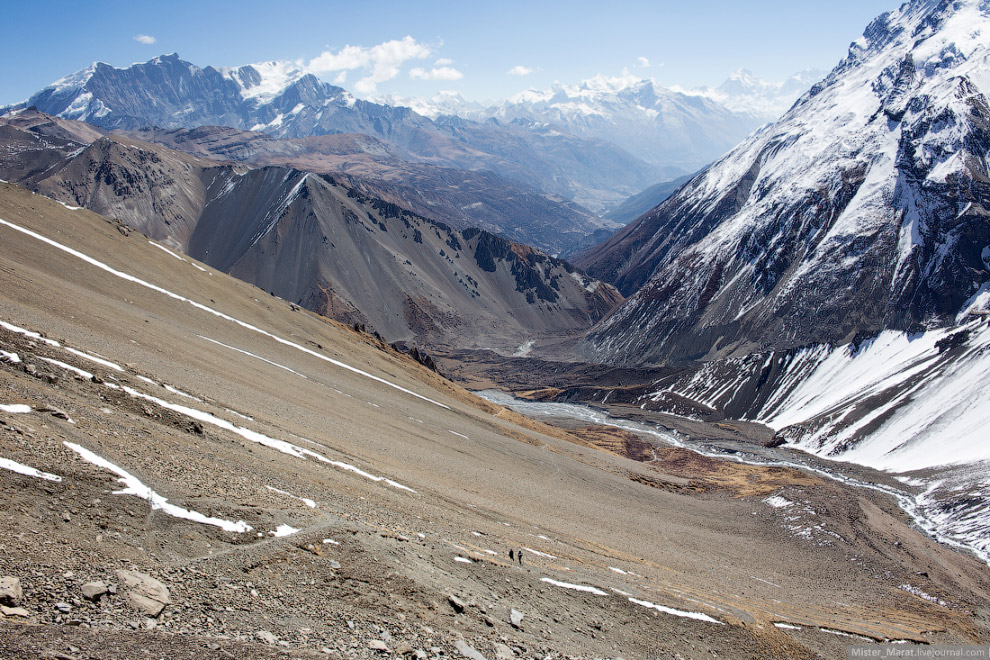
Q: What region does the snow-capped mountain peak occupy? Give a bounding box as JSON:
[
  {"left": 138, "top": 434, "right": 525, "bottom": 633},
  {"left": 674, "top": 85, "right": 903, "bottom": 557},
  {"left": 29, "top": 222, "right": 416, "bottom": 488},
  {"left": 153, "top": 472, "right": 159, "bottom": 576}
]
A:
[
  {"left": 582, "top": 0, "right": 990, "bottom": 367},
  {"left": 220, "top": 60, "right": 307, "bottom": 103}
]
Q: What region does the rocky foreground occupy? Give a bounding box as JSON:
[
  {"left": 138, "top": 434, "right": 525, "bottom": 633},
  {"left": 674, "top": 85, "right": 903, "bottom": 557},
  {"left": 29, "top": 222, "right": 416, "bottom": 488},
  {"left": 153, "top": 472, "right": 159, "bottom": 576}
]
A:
[{"left": 1, "top": 183, "right": 988, "bottom": 659}]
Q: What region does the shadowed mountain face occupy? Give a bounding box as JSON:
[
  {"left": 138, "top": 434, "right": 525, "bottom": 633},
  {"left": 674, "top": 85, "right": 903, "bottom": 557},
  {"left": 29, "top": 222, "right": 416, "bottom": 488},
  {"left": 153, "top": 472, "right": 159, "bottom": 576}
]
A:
[
  {"left": 120, "top": 124, "right": 612, "bottom": 256},
  {"left": 0, "top": 113, "right": 621, "bottom": 353},
  {"left": 5, "top": 53, "right": 659, "bottom": 224},
  {"left": 579, "top": 0, "right": 990, "bottom": 368}
]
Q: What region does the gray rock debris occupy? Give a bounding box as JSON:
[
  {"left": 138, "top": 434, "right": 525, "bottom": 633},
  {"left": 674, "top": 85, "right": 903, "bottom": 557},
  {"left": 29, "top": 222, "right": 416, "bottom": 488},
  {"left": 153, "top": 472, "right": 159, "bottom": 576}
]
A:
[
  {"left": 0, "top": 577, "right": 23, "bottom": 607},
  {"left": 115, "top": 569, "right": 170, "bottom": 617},
  {"left": 368, "top": 639, "right": 389, "bottom": 652},
  {"left": 80, "top": 581, "right": 108, "bottom": 602},
  {"left": 494, "top": 644, "right": 516, "bottom": 660},
  {"left": 454, "top": 640, "right": 489, "bottom": 660},
  {"left": 447, "top": 594, "right": 467, "bottom": 613},
  {"left": 0, "top": 606, "right": 30, "bottom": 617},
  {"left": 509, "top": 608, "right": 524, "bottom": 629}
]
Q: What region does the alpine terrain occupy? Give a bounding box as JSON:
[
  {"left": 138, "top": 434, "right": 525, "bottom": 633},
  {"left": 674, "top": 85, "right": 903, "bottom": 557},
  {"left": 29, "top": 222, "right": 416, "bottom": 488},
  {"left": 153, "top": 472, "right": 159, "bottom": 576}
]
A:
[
  {"left": 2, "top": 0, "right": 990, "bottom": 658},
  {"left": 0, "top": 54, "right": 659, "bottom": 226},
  {"left": 572, "top": 0, "right": 990, "bottom": 563},
  {"left": 0, "top": 109, "right": 621, "bottom": 354}
]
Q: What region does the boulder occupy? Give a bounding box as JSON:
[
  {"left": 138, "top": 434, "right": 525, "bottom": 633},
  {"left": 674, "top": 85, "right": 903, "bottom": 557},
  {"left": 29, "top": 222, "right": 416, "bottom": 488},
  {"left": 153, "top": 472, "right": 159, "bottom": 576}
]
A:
[
  {"left": 0, "top": 577, "right": 23, "bottom": 607},
  {"left": 115, "top": 570, "right": 170, "bottom": 617},
  {"left": 80, "top": 581, "right": 108, "bottom": 602}
]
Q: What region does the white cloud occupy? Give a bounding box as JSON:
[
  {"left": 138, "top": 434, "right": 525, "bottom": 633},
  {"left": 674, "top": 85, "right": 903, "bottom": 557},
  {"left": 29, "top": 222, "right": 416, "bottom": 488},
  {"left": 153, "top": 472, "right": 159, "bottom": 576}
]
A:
[
  {"left": 434, "top": 58, "right": 454, "bottom": 66},
  {"left": 409, "top": 66, "right": 464, "bottom": 81},
  {"left": 304, "top": 36, "right": 432, "bottom": 95},
  {"left": 134, "top": 34, "right": 156, "bottom": 45},
  {"left": 333, "top": 71, "right": 347, "bottom": 85},
  {"left": 637, "top": 56, "right": 650, "bottom": 67},
  {"left": 507, "top": 65, "right": 533, "bottom": 76}
]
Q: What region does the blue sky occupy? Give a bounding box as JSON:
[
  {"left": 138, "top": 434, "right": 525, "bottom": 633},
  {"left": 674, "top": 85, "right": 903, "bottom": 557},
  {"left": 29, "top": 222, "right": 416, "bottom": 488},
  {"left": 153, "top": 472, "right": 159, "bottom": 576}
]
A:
[{"left": 2, "top": 0, "right": 900, "bottom": 105}]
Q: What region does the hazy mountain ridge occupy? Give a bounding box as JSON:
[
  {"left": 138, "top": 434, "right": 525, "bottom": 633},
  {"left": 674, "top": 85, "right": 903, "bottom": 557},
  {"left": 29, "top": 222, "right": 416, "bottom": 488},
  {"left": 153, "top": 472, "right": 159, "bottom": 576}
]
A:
[
  {"left": 385, "top": 69, "right": 823, "bottom": 176},
  {"left": 674, "top": 68, "right": 827, "bottom": 121},
  {"left": 0, "top": 113, "right": 621, "bottom": 351},
  {"left": 4, "top": 54, "right": 658, "bottom": 222}
]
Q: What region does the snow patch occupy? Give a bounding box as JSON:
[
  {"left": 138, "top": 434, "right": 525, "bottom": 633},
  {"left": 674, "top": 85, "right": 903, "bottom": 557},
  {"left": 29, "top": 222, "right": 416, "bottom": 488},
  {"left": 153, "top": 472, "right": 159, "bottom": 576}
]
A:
[
  {"left": 540, "top": 578, "right": 607, "bottom": 595},
  {"left": 628, "top": 597, "right": 724, "bottom": 625},
  {"left": 64, "top": 441, "right": 252, "bottom": 532},
  {"left": 0, "top": 456, "right": 62, "bottom": 482},
  {"left": 266, "top": 485, "right": 316, "bottom": 508},
  {"left": 270, "top": 524, "right": 299, "bottom": 537}
]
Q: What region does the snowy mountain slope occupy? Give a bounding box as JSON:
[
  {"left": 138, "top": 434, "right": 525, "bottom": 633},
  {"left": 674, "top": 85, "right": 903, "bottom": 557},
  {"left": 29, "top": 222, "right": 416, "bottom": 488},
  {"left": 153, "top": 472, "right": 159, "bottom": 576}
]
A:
[
  {"left": 637, "top": 313, "right": 990, "bottom": 562},
  {"left": 573, "top": 0, "right": 990, "bottom": 552},
  {"left": 4, "top": 54, "right": 658, "bottom": 220},
  {"left": 583, "top": 0, "right": 990, "bottom": 367}
]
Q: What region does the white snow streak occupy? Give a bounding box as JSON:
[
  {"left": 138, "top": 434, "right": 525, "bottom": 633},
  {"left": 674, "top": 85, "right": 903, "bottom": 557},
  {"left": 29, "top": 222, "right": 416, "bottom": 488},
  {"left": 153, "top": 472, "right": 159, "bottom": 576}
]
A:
[
  {"left": 266, "top": 485, "right": 316, "bottom": 508},
  {"left": 0, "top": 456, "right": 62, "bottom": 482},
  {"left": 540, "top": 578, "right": 607, "bottom": 595},
  {"left": 64, "top": 441, "right": 252, "bottom": 532},
  {"left": 199, "top": 335, "right": 307, "bottom": 378},
  {"left": 0, "top": 217, "right": 449, "bottom": 409},
  {"left": 148, "top": 241, "right": 186, "bottom": 261},
  {"left": 0, "top": 403, "right": 32, "bottom": 414},
  {"left": 628, "top": 598, "right": 723, "bottom": 624}
]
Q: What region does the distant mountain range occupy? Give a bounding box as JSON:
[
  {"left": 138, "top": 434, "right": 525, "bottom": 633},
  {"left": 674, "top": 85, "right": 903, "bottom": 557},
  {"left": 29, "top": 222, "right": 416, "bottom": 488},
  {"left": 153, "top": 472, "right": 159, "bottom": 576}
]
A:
[
  {"left": 0, "top": 109, "right": 621, "bottom": 352},
  {"left": 1, "top": 54, "right": 663, "bottom": 223},
  {"left": 383, "top": 70, "right": 823, "bottom": 174},
  {"left": 673, "top": 68, "right": 827, "bottom": 121}
]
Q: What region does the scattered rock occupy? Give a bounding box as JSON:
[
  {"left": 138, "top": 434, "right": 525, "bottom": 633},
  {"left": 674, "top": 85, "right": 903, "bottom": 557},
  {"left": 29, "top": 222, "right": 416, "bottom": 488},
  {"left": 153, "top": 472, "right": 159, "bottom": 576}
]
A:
[
  {"left": 0, "top": 577, "right": 23, "bottom": 607},
  {"left": 0, "top": 605, "right": 29, "bottom": 617},
  {"left": 257, "top": 630, "right": 277, "bottom": 645},
  {"left": 80, "top": 581, "right": 108, "bottom": 602},
  {"left": 329, "top": 560, "right": 341, "bottom": 569},
  {"left": 115, "top": 569, "right": 170, "bottom": 617},
  {"left": 509, "top": 608, "right": 524, "bottom": 629},
  {"left": 55, "top": 602, "right": 73, "bottom": 613},
  {"left": 448, "top": 595, "right": 467, "bottom": 614},
  {"left": 494, "top": 644, "right": 515, "bottom": 660},
  {"left": 368, "top": 639, "right": 389, "bottom": 652},
  {"left": 38, "top": 406, "right": 71, "bottom": 420},
  {"left": 394, "top": 641, "right": 415, "bottom": 656},
  {"left": 454, "top": 640, "right": 489, "bottom": 660}
]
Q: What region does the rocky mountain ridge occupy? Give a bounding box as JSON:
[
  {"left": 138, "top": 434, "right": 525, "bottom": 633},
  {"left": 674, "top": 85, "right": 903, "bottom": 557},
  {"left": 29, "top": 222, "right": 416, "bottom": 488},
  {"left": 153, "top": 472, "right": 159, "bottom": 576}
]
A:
[
  {"left": 579, "top": 0, "right": 990, "bottom": 368},
  {"left": 3, "top": 54, "right": 659, "bottom": 219},
  {"left": 0, "top": 112, "right": 621, "bottom": 353}
]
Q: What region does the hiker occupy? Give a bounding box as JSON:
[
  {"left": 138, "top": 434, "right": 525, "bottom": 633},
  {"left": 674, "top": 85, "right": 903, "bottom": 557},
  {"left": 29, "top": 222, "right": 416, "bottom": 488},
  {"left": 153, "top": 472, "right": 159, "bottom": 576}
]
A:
[
  {"left": 509, "top": 549, "right": 514, "bottom": 562},
  {"left": 518, "top": 549, "right": 523, "bottom": 565}
]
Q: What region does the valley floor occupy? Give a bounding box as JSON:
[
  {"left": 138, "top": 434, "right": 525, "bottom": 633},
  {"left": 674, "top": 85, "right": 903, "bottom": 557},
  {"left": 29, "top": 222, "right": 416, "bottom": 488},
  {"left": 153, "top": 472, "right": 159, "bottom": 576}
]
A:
[{"left": 1, "top": 184, "right": 988, "bottom": 659}]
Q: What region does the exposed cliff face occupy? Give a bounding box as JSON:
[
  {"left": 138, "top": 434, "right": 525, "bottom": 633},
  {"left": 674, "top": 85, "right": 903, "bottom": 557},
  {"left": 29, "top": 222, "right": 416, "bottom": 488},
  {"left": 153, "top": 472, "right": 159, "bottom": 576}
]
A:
[
  {"left": 0, "top": 115, "right": 621, "bottom": 353},
  {"left": 581, "top": 0, "right": 990, "bottom": 368}
]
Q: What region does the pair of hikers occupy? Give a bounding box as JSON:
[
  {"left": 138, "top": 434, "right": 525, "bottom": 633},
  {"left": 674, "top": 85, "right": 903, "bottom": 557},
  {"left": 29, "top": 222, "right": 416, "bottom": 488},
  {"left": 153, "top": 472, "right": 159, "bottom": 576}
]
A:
[{"left": 508, "top": 548, "right": 523, "bottom": 565}]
